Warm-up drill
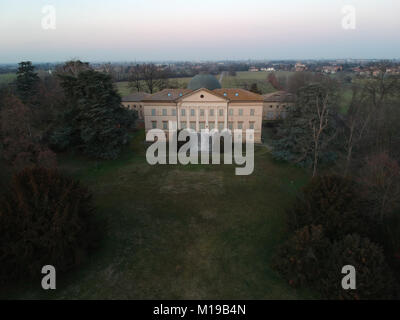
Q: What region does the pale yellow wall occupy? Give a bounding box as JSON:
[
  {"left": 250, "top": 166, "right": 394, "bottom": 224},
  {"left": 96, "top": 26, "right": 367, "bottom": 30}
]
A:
[
  {"left": 143, "top": 100, "right": 263, "bottom": 143},
  {"left": 122, "top": 102, "right": 145, "bottom": 119},
  {"left": 262, "top": 102, "right": 294, "bottom": 120}
]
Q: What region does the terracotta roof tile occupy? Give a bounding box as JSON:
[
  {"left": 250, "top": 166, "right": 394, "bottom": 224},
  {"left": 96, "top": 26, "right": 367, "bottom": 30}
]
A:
[{"left": 213, "top": 88, "right": 264, "bottom": 101}]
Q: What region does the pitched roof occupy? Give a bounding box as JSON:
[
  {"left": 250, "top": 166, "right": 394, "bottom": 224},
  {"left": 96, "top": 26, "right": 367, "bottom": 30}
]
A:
[
  {"left": 213, "top": 89, "right": 264, "bottom": 101},
  {"left": 122, "top": 92, "right": 150, "bottom": 102},
  {"left": 142, "top": 88, "right": 264, "bottom": 102},
  {"left": 263, "top": 91, "right": 295, "bottom": 103},
  {"left": 142, "top": 89, "right": 193, "bottom": 102}
]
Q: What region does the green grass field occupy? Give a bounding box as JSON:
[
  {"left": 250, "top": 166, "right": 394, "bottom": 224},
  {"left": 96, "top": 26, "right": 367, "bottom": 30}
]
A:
[
  {"left": 0, "top": 73, "right": 16, "bottom": 85},
  {"left": 2, "top": 130, "right": 315, "bottom": 299},
  {"left": 116, "top": 71, "right": 287, "bottom": 97}
]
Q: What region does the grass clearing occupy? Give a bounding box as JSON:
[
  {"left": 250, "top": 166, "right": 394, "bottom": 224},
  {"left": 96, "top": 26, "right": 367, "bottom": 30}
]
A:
[
  {"left": 1, "top": 129, "right": 315, "bottom": 299},
  {"left": 0, "top": 73, "right": 16, "bottom": 85}
]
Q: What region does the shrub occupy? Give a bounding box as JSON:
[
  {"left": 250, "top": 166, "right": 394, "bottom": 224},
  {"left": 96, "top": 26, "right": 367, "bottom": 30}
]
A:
[
  {"left": 0, "top": 167, "right": 99, "bottom": 283},
  {"left": 273, "top": 225, "right": 331, "bottom": 287},
  {"left": 288, "top": 174, "right": 374, "bottom": 240},
  {"left": 321, "top": 234, "right": 397, "bottom": 300}
]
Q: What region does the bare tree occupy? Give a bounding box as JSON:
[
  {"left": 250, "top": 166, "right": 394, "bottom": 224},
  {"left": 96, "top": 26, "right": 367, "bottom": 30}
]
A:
[
  {"left": 359, "top": 153, "right": 400, "bottom": 220},
  {"left": 342, "top": 85, "right": 372, "bottom": 176},
  {"left": 311, "top": 92, "right": 336, "bottom": 177},
  {"left": 128, "top": 64, "right": 143, "bottom": 92},
  {"left": 141, "top": 63, "right": 169, "bottom": 94}
]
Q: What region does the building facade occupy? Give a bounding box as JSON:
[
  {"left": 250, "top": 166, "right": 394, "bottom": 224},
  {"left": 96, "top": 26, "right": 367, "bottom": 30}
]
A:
[
  {"left": 142, "top": 88, "right": 264, "bottom": 143},
  {"left": 121, "top": 92, "right": 149, "bottom": 120},
  {"left": 121, "top": 75, "right": 296, "bottom": 143},
  {"left": 262, "top": 91, "right": 295, "bottom": 121}
]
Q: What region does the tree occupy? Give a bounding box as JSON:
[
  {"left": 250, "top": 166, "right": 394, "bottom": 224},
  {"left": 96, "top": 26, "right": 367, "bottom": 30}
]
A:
[
  {"left": 249, "top": 83, "right": 262, "bottom": 94},
  {"left": 359, "top": 153, "right": 400, "bottom": 220},
  {"left": 128, "top": 64, "right": 143, "bottom": 92},
  {"left": 0, "top": 167, "right": 99, "bottom": 283},
  {"left": 54, "top": 66, "right": 135, "bottom": 159},
  {"left": 323, "top": 234, "right": 397, "bottom": 300},
  {"left": 0, "top": 93, "right": 56, "bottom": 168},
  {"left": 341, "top": 84, "right": 372, "bottom": 176},
  {"left": 141, "top": 63, "right": 169, "bottom": 93},
  {"left": 272, "top": 83, "right": 339, "bottom": 174},
  {"left": 15, "top": 61, "right": 40, "bottom": 104},
  {"left": 288, "top": 174, "right": 374, "bottom": 240},
  {"left": 56, "top": 60, "right": 91, "bottom": 77},
  {"left": 267, "top": 72, "right": 282, "bottom": 90}
]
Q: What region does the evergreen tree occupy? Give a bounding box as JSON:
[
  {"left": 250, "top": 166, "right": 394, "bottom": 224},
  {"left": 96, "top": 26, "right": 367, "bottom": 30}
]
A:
[
  {"left": 54, "top": 66, "right": 135, "bottom": 159},
  {"left": 16, "top": 61, "right": 39, "bottom": 103},
  {"left": 272, "top": 83, "right": 339, "bottom": 170}
]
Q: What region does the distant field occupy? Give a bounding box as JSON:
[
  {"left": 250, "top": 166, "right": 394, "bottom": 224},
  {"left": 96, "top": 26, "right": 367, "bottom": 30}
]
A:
[
  {"left": 115, "top": 71, "right": 289, "bottom": 97},
  {"left": 2, "top": 130, "right": 315, "bottom": 299},
  {"left": 0, "top": 73, "right": 16, "bottom": 85}
]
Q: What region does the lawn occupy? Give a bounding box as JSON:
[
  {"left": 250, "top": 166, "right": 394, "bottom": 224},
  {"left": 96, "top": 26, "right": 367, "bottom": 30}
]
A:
[
  {"left": 115, "top": 71, "right": 284, "bottom": 97},
  {"left": 0, "top": 73, "right": 17, "bottom": 85},
  {"left": 2, "top": 130, "right": 314, "bottom": 299}
]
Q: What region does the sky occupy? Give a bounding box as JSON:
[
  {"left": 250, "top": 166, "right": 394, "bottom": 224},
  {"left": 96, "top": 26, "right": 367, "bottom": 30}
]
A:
[{"left": 0, "top": 0, "right": 399, "bottom": 63}]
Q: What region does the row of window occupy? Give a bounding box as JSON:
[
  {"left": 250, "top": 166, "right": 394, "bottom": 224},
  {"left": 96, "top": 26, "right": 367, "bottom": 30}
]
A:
[
  {"left": 127, "top": 104, "right": 142, "bottom": 109},
  {"left": 150, "top": 108, "right": 256, "bottom": 117},
  {"left": 151, "top": 121, "right": 256, "bottom": 130},
  {"left": 265, "top": 111, "right": 288, "bottom": 120}
]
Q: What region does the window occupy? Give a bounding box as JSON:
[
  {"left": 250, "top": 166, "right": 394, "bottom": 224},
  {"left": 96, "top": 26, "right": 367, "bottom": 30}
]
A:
[
  {"left": 219, "top": 109, "right": 223, "bottom": 116},
  {"left": 200, "top": 109, "right": 205, "bottom": 116},
  {"left": 239, "top": 109, "right": 243, "bottom": 116},
  {"left": 190, "top": 122, "right": 196, "bottom": 130},
  {"left": 199, "top": 122, "right": 205, "bottom": 130},
  {"left": 238, "top": 122, "right": 243, "bottom": 129},
  {"left": 270, "top": 105, "right": 273, "bottom": 108},
  {"left": 181, "top": 122, "right": 187, "bottom": 129},
  {"left": 134, "top": 105, "right": 137, "bottom": 109},
  {"left": 249, "top": 122, "right": 255, "bottom": 129},
  {"left": 209, "top": 109, "right": 214, "bottom": 116},
  {"left": 127, "top": 104, "right": 130, "bottom": 108},
  {"left": 181, "top": 109, "right": 186, "bottom": 116},
  {"left": 228, "top": 122, "right": 233, "bottom": 130},
  {"left": 191, "top": 109, "right": 195, "bottom": 116},
  {"left": 267, "top": 111, "right": 274, "bottom": 120},
  {"left": 281, "top": 111, "right": 287, "bottom": 119},
  {"left": 209, "top": 123, "right": 215, "bottom": 130},
  {"left": 250, "top": 109, "right": 255, "bottom": 116},
  {"left": 172, "top": 109, "right": 176, "bottom": 116},
  {"left": 229, "top": 109, "right": 233, "bottom": 116},
  {"left": 151, "top": 109, "right": 156, "bottom": 116},
  {"left": 162, "top": 121, "right": 168, "bottom": 130},
  {"left": 152, "top": 121, "right": 157, "bottom": 129},
  {"left": 218, "top": 122, "right": 224, "bottom": 131},
  {"left": 162, "top": 109, "right": 167, "bottom": 116}
]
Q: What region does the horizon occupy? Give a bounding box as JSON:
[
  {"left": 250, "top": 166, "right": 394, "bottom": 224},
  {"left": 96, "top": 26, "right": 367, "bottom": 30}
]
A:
[{"left": 1, "top": 0, "right": 399, "bottom": 63}]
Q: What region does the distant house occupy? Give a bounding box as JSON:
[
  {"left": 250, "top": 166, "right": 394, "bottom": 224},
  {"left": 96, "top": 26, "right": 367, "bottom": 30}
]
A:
[
  {"left": 249, "top": 67, "right": 259, "bottom": 72},
  {"left": 295, "top": 63, "right": 307, "bottom": 72},
  {"left": 322, "top": 65, "right": 343, "bottom": 74},
  {"left": 121, "top": 92, "right": 150, "bottom": 120},
  {"left": 262, "top": 91, "right": 296, "bottom": 121}
]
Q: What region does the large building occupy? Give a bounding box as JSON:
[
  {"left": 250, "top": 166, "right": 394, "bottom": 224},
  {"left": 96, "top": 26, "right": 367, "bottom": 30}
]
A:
[
  {"left": 121, "top": 74, "right": 296, "bottom": 143},
  {"left": 262, "top": 91, "right": 295, "bottom": 121}
]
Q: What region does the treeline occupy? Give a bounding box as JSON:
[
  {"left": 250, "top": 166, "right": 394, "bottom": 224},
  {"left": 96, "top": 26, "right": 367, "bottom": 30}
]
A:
[
  {"left": 270, "top": 64, "right": 400, "bottom": 299},
  {"left": 0, "top": 60, "right": 137, "bottom": 285},
  {"left": 0, "top": 60, "right": 137, "bottom": 169}
]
